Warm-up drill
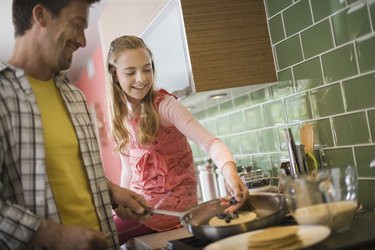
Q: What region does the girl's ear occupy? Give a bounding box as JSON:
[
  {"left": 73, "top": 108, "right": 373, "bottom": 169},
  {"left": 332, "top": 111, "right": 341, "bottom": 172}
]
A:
[
  {"left": 112, "top": 71, "right": 119, "bottom": 84},
  {"left": 32, "top": 4, "right": 48, "bottom": 27}
]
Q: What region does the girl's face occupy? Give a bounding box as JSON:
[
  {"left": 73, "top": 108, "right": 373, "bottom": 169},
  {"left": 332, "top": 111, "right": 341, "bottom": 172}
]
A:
[{"left": 115, "top": 48, "right": 154, "bottom": 105}]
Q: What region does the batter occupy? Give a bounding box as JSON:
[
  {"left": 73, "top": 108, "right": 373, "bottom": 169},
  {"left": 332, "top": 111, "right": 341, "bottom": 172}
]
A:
[{"left": 208, "top": 211, "right": 257, "bottom": 226}]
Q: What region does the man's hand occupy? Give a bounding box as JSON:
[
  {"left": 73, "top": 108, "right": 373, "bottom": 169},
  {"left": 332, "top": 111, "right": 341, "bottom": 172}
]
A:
[
  {"left": 107, "top": 179, "right": 151, "bottom": 220},
  {"left": 31, "top": 220, "right": 110, "bottom": 250}
]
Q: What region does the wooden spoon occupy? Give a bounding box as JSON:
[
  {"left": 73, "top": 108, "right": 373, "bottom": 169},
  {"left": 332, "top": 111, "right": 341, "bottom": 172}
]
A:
[
  {"left": 300, "top": 124, "right": 314, "bottom": 154},
  {"left": 300, "top": 124, "right": 319, "bottom": 171}
]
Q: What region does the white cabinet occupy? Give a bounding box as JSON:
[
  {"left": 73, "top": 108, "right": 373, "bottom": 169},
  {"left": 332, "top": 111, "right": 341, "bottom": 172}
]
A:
[{"left": 141, "top": 0, "right": 192, "bottom": 98}]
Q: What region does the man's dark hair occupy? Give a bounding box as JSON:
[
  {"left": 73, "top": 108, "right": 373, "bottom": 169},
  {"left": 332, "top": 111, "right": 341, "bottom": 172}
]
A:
[{"left": 12, "top": 0, "right": 100, "bottom": 37}]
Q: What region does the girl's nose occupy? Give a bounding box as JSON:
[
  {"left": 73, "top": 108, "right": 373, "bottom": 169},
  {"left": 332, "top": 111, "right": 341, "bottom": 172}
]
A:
[{"left": 136, "top": 72, "right": 146, "bottom": 82}]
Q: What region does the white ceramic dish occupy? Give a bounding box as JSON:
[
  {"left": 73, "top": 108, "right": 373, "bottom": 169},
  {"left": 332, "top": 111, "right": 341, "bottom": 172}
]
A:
[{"left": 204, "top": 225, "right": 331, "bottom": 250}]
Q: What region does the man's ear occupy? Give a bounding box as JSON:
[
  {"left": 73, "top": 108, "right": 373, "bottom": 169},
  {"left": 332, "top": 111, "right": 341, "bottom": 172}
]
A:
[{"left": 32, "top": 4, "right": 48, "bottom": 27}]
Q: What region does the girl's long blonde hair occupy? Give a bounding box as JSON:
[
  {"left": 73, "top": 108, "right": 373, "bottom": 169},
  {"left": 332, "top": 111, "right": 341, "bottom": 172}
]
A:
[{"left": 106, "top": 35, "right": 159, "bottom": 154}]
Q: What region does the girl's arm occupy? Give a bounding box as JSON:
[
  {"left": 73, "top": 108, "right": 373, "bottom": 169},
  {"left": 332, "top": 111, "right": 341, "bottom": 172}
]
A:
[{"left": 158, "top": 95, "right": 234, "bottom": 172}]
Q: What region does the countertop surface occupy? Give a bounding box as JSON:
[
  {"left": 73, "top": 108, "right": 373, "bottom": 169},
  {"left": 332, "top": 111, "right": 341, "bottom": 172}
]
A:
[{"left": 126, "top": 209, "right": 375, "bottom": 250}]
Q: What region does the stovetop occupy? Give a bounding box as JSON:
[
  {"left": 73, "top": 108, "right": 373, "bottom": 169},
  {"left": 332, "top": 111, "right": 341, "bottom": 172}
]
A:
[
  {"left": 166, "top": 236, "right": 211, "bottom": 250},
  {"left": 165, "top": 215, "right": 296, "bottom": 250}
]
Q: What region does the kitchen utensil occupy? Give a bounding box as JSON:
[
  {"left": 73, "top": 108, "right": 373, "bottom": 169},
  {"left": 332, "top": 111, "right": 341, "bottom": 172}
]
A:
[
  {"left": 300, "top": 124, "right": 314, "bottom": 155},
  {"left": 197, "top": 160, "right": 219, "bottom": 201},
  {"left": 285, "top": 128, "right": 300, "bottom": 176},
  {"left": 151, "top": 193, "right": 287, "bottom": 242},
  {"left": 300, "top": 124, "right": 318, "bottom": 172}
]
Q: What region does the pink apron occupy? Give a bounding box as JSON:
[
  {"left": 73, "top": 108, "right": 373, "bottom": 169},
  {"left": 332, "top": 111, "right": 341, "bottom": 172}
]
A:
[{"left": 127, "top": 89, "right": 198, "bottom": 231}]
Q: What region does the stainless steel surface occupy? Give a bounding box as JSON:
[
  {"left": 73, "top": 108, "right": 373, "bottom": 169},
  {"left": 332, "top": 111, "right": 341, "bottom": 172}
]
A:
[
  {"left": 296, "top": 144, "right": 308, "bottom": 173},
  {"left": 285, "top": 128, "right": 299, "bottom": 176},
  {"left": 175, "top": 192, "right": 287, "bottom": 242},
  {"left": 150, "top": 209, "right": 183, "bottom": 217},
  {"left": 197, "top": 162, "right": 219, "bottom": 201},
  {"left": 215, "top": 169, "right": 230, "bottom": 197},
  {"left": 370, "top": 159, "right": 375, "bottom": 169}
]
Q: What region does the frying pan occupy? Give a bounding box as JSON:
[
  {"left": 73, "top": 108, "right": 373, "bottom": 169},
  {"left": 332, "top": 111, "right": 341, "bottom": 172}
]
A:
[{"left": 151, "top": 192, "right": 287, "bottom": 242}]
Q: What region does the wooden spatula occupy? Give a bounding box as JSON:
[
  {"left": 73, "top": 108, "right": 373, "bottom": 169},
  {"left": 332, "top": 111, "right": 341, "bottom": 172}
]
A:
[
  {"left": 300, "top": 124, "right": 314, "bottom": 154},
  {"left": 300, "top": 124, "right": 318, "bottom": 171}
]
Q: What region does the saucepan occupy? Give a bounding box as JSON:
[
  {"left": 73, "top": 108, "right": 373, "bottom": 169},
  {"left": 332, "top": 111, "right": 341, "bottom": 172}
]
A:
[{"left": 151, "top": 192, "right": 287, "bottom": 242}]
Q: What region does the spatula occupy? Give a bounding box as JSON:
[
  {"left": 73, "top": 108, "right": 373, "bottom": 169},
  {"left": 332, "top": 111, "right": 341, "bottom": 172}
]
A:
[
  {"left": 300, "top": 124, "right": 314, "bottom": 154},
  {"left": 300, "top": 124, "right": 318, "bottom": 171}
]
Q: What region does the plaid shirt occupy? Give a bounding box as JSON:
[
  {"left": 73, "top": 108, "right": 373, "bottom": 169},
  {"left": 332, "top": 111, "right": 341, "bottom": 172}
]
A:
[{"left": 0, "top": 63, "right": 119, "bottom": 250}]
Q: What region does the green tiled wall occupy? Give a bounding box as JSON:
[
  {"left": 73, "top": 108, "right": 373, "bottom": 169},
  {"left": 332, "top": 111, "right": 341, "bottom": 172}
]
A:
[{"left": 183, "top": 0, "right": 375, "bottom": 207}]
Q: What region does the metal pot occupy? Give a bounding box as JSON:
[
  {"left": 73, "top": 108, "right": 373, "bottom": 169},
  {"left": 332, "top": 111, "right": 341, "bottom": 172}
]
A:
[{"left": 152, "top": 192, "right": 287, "bottom": 242}]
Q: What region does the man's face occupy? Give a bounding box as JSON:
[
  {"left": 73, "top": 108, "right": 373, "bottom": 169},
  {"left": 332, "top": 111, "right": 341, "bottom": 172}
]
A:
[{"left": 42, "top": 1, "right": 89, "bottom": 72}]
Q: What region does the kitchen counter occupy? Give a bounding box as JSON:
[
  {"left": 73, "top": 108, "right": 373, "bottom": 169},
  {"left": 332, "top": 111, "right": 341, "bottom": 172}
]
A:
[
  {"left": 126, "top": 227, "right": 192, "bottom": 250},
  {"left": 125, "top": 209, "right": 375, "bottom": 250}
]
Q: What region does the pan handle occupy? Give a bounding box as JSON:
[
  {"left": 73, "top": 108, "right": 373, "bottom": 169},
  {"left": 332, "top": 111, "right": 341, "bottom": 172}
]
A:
[{"left": 150, "top": 209, "right": 184, "bottom": 217}]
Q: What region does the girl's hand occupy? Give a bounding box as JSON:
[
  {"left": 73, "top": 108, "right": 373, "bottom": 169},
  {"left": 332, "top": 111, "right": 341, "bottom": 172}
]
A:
[{"left": 220, "top": 162, "right": 249, "bottom": 213}]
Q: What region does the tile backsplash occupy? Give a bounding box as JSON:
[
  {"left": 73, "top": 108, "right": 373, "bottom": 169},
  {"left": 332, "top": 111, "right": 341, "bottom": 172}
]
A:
[{"left": 181, "top": 0, "right": 375, "bottom": 206}]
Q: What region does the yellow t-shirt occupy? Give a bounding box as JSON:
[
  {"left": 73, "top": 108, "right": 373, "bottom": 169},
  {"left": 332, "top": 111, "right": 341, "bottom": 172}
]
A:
[{"left": 28, "top": 76, "right": 100, "bottom": 230}]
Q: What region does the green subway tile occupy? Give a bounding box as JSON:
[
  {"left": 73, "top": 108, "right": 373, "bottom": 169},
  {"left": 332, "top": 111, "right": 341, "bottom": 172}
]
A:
[
  {"left": 283, "top": 0, "right": 313, "bottom": 37},
  {"left": 229, "top": 112, "right": 245, "bottom": 133},
  {"left": 206, "top": 106, "right": 220, "bottom": 118},
  {"left": 233, "top": 94, "right": 251, "bottom": 109},
  {"left": 369, "top": 109, "right": 375, "bottom": 142},
  {"left": 310, "top": 0, "right": 347, "bottom": 22},
  {"left": 194, "top": 110, "right": 207, "bottom": 120},
  {"left": 191, "top": 143, "right": 204, "bottom": 158},
  {"left": 301, "top": 20, "right": 334, "bottom": 59},
  {"left": 235, "top": 156, "right": 252, "bottom": 167},
  {"left": 332, "top": 112, "right": 370, "bottom": 146},
  {"left": 322, "top": 44, "right": 358, "bottom": 83},
  {"left": 265, "top": 0, "right": 293, "bottom": 17},
  {"left": 220, "top": 100, "right": 234, "bottom": 113},
  {"left": 202, "top": 120, "right": 216, "bottom": 135},
  {"left": 240, "top": 132, "right": 259, "bottom": 154},
  {"left": 306, "top": 119, "right": 335, "bottom": 148},
  {"left": 343, "top": 73, "right": 375, "bottom": 111},
  {"left": 263, "top": 100, "right": 286, "bottom": 126},
  {"left": 293, "top": 57, "right": 324, "bottom": 91},
  {"left": 277, "top": 124, "right": 301, "bottom": 150},
  {"left": 223, "top": 135, "right": 242, "bottom": 154},
  {"left": 323, "top": 148, "right": 355, "bottom": 168},
  {"left": 331, "top": 3, "right": 371, "bottom": 46},
  {"left": 356, "top": 34, "right": 375, "bottom": 73},
  {"left": 370, "top": 0, "right": 375, "bottom": 29},
  {"left": 269, "top": 14, "right": 285, "bottom": 44},
  {"left": 358, "top": 180, "right": 375, "bottom": 207},
  {"left": 271, "top": 68, "right": 295, "bottom": 99},
  {"left": 252, "top": 154, "right": 272, "bottom": 171},
  {"left": 232, "top": 86, "right": 249, "bottom": 96},
  {"left": 275, "top": 35, "right": 304, "bottom": 69},
  {"left": 310, "top": 83, "right": 345, "bottom": 118},
  {"left": 244, "top": 106, "right": 265, "bottom": 130},
  {"left": 258, "top": 128, "right": 279, "bottom": 152},
  {"left": 354, "top": 145, "right": 375, "bottom": 178},
  {"left": 347, "top": 0, "right": 360, "bottom": 5},
  {"left": 250, "top": 87, "right": 271, "bottom": 105},
  {"left": 215, "top": 116, "right": 231, "bottom": 136},
  {"left": 285, "top": 93, "right": 312, "bottom": 122}
]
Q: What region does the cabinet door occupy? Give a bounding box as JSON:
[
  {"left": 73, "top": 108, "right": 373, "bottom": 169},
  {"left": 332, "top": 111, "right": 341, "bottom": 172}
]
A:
[{"left": 181, "top": 0, "right": 277, "bottom": 92}]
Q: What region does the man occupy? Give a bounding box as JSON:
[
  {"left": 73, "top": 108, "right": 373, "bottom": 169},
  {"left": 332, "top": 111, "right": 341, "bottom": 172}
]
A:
[{"left": 0, "top": 0, "right": 149, "bottom": 249}]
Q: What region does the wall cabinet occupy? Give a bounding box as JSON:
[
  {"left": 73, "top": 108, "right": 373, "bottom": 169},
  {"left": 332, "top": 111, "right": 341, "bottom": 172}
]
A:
[
  {"left": 180, "top": 0, "right": 276, "bottom": 92},
  {"left": 99, "top": 0, "right": 276, "bottom": 98}
]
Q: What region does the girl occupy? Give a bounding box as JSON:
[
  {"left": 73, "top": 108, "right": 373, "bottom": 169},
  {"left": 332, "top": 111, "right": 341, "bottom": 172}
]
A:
[{"left": 106, "top": 35, "right": 248, "bottom": 244}]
